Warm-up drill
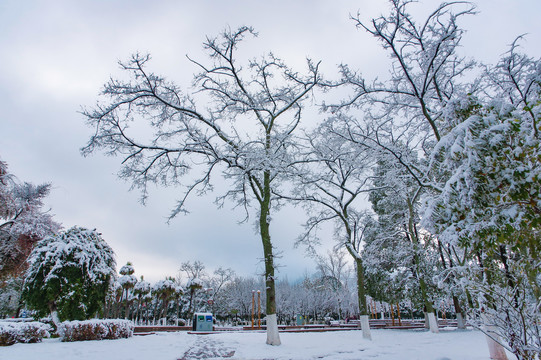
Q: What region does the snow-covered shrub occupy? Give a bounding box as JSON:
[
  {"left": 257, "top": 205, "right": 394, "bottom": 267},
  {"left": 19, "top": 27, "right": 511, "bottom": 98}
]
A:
[
  {"left": 23, "top": 226, "right": 116, "bottom": 322},
  {"left": 0, "top": 321, "right": 52, "bottom": 346},
  {"left": 60, "top": 319, "right": 133, "bottom": 342}
]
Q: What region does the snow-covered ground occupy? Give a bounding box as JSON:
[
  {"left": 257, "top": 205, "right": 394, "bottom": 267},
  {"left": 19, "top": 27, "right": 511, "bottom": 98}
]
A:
[{"left": 3, "top": 328, "right": 509, "bottom": 360}]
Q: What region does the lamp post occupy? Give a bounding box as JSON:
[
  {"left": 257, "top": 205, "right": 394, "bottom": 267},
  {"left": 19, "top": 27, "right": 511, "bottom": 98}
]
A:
[
  {"left": 257, "top": 290, "right": 261, "bottom": 329},
  {"left": 251, "top": 290, "right": 255, "bottom": 329}
]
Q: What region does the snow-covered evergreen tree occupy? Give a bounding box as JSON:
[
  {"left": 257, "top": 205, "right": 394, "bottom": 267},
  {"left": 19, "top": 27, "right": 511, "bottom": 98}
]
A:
[
  {"left": 423, "top": 48, "right": 541, "bottom": 358},
  {"left": 22, "top": 226, "right": 116, "bottom": 323}
]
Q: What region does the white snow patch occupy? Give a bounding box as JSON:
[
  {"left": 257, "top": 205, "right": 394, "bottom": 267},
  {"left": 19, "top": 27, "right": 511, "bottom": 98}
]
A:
[{"left": 1, "top": 328, "right": 512, "bottom": 360}]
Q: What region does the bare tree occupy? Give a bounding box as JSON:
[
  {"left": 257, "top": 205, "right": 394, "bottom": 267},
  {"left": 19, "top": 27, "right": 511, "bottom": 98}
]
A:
[
  {"left": 179, "top": 260, "right": 207, "bottom": 283},
  {"left": 287, "top": 118, "right": 376, "bottom": 338},
  {"left": 208, "top": 267, "right": 235, "bottom": 315},
  {"left": 337, "top": 0, "right": 477, "bottom": 143},
  {"left": 81, "top": 26, "right": 321, "bottom": 345}
]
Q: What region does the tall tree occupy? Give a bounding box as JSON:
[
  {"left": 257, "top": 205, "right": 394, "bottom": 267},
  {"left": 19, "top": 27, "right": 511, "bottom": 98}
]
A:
[
  {"left": 288, "top": 118, "right": 375, "bottom": 338},
  {"left": 81, "top": 27, "right": 321, "bottom": 345}
]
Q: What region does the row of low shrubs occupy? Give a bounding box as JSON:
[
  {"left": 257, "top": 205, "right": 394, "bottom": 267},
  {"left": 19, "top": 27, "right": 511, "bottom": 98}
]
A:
[
  {"left": 0, "top": 319, "right": 133, "bottom": 346},
  {"left": 61, "top": 319, "right": 134, "bottom": 342},
  {"left": 0, "top": 321, "right": 52, "bottom": 346}
]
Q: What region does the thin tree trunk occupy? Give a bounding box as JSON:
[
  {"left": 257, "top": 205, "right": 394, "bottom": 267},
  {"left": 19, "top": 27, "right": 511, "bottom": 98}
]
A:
[
  {"left": 391, "top": 303, "right": 395, "bottom": 326},
  {"left": 397, "top": 302, "right": 402, "bottom": 326},
  {"left": 176, "top": 298, "right": 180, "bottom": 326},
  {"left": 405, "top": 199, "right": 438, "bottom": 334},
  {"left": 344, "top": 231, "right": 371, "bottom": 340}
]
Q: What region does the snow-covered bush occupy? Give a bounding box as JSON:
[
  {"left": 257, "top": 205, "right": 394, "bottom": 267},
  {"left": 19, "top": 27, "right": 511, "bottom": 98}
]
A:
[
  {"left": 23, "top": 226, "right": 116, "bottom": 322},
  {"left": 60, "top": 319, "right": 133, "bottom": 342},
  {"left": 0, "top": 321, "right": 52, "bottom": 346}
]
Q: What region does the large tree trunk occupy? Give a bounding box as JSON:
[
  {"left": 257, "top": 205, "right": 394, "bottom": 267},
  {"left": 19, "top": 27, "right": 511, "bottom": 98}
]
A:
[
  {"left": 353, "top": 256, "right": 371, "bottom": 340},
  {"left": 418, "top": 277, "right": 439, "bottom": 333},
  {"left": 260, "top": 172, "right": 281, "bottom": 346}
]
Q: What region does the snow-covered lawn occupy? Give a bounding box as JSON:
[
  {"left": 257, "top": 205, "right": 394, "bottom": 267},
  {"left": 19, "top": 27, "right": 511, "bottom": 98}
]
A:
[{"left": 3, "top": 328, "right": 509, "bottom": 359}]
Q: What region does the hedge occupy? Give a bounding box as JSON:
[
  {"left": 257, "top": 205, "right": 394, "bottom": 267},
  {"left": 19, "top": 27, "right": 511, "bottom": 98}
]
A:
[
  {"left": 0, "top": 321, "right": 52, "bottom": 346},
  {"left": 60, "top": 319, "right": 134, "bottom": 342}
]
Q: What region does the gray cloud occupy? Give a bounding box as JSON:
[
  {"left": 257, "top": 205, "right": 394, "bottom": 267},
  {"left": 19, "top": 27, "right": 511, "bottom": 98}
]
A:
[{"left": 1, "top": 0, "right": 539, "bottom": 282}]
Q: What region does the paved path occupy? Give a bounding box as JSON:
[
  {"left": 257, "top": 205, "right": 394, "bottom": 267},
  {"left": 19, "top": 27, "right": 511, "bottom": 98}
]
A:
[{"left": 178, "top": 335, "right": 235, "bottom": 359}]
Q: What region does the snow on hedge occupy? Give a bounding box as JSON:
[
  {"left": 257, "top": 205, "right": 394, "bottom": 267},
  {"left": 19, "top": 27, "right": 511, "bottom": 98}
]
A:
[
  {"left": 0, "top": 321, "right": 52, "bottom": 346},
  {"left": 60, "top": 319, "right": 134, "bottom": 342}
]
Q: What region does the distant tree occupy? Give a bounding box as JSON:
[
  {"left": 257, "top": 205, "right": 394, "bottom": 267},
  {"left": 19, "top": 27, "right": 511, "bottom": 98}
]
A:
[
  {"left": 208, "top": 267, "right": 235, "bottom": 315},
  {"left": 118, "top": 262, "right": 137, "bottom": 319},
  {"left": 314, "top": 248, "right": 354, "bottom": 321},
  {"left": 152, "top": 277, "right": 176, "bottom": 324},
  {"left": 81, "top": 26, "right": 321, "bottom": 345},
  {"left": 22, "top": 226, "right": 116, "bottom": 324},
  {"left": 186, "top": 277, "right": 204, "bottom": 323},
  {"left": 0, "top": 160, "right": 60, "bottom": 284},
  {"left": 222, "top": 276, "right": 264, "bottom": 322},
  {"left": 133, "top": 276, "right": 151, "bottom": 324},
  {"left": 179, "top": 260, "right": 207, "bottom": 282},
  {"left": 171, "top": 281, "right": 184, "bottom": 326}
]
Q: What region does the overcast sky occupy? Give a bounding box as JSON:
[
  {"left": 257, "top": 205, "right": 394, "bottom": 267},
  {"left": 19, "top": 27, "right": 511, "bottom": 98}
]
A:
[{"left": 1, "top": 0, "right": 540, "bottom": 283}]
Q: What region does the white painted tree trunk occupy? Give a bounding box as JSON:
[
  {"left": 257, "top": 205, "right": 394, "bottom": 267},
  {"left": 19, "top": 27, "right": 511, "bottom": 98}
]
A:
[
  {"left": 456, "top": 312, "right": 466, "bottom": 330},
  {"left": 360, "top": 315, "right": 372, "bottom": 340},
  {"left": 427, "top": 312, "right": 439, "bottom": 333},
  {"left": 424, "top": 312, "right": 429, "bottom": 329},
  {"left": 266, "top": 314, "right": 281, "bottom": 346},
  {"left": 481, "top": 314, "right": 509, "bottom": 360}
]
